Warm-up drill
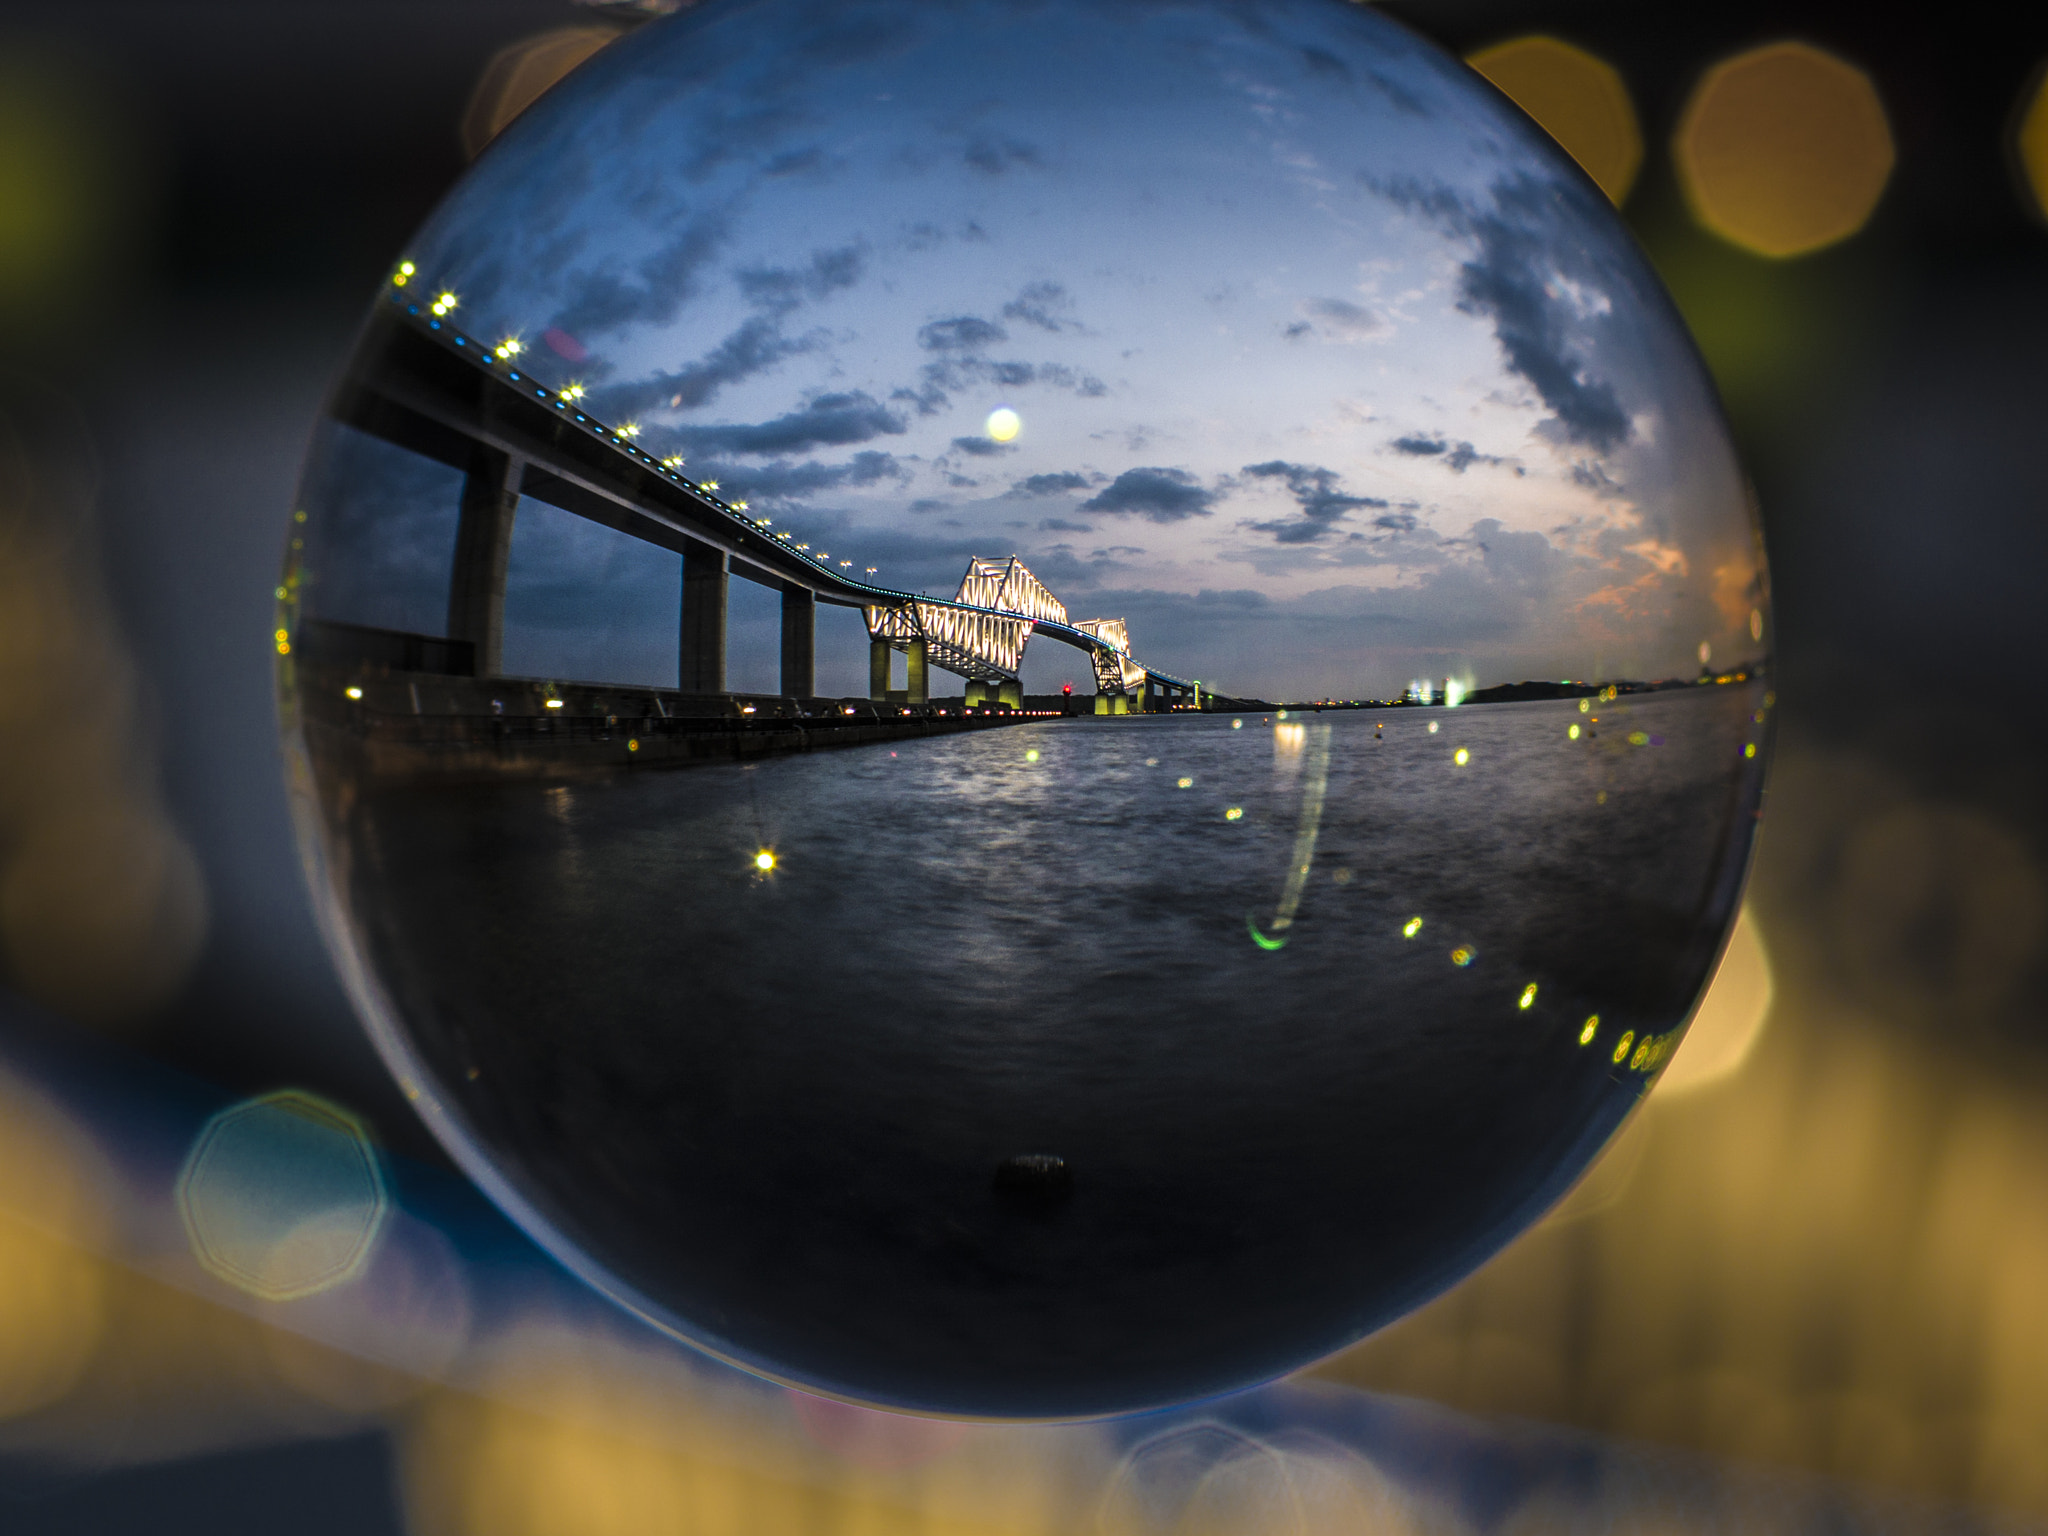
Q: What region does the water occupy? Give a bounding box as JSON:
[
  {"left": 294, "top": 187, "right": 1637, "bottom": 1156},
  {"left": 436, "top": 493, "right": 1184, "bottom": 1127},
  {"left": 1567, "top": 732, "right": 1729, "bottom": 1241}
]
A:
[{"left": 328, "top": 687, "right": 1763, "bottom": 1414}]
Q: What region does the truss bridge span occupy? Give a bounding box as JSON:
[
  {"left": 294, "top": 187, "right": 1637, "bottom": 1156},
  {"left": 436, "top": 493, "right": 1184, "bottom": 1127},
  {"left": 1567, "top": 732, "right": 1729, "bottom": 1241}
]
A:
[{"left": 863, "top": 557, "right": 1180, "bottom": 708}]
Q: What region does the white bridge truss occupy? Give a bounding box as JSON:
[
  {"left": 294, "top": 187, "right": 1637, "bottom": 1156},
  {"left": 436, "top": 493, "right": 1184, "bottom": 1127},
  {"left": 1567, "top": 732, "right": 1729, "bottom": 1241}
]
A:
[{"left": 864, "top": 555, "right": 1164, "bottom": 695}]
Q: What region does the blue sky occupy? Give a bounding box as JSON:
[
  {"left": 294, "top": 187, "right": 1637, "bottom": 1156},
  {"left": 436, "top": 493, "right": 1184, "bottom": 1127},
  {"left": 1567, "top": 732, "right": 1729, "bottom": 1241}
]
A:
[{"left": 308, "top": 0, "right": 1761, "bottom": 700}]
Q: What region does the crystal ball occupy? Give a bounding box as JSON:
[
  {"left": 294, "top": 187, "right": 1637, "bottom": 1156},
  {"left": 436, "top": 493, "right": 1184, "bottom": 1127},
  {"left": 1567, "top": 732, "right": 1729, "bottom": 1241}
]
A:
[{"left": 281, "top": 0, "right": 1769, "bottom": 1416}]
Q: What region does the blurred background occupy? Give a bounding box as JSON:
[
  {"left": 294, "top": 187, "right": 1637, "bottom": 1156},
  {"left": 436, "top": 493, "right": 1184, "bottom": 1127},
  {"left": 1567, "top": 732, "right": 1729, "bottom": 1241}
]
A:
[{"left": 2, "top": 0, "right": 2047, "bottom": 1530}]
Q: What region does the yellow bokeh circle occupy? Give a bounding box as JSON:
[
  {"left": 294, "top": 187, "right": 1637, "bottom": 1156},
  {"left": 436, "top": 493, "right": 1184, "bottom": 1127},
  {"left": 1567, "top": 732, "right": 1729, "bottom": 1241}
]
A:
[
  {"left": 1467, "top": 36, "right": 1643, "bottom": 205},
  {"left": 1675, "top": 41, "right": 1895, "bottom": 258}
]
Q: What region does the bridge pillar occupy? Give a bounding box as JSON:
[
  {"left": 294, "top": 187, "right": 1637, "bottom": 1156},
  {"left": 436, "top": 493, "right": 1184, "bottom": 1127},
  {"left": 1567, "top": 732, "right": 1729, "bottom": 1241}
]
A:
[
  {"left": 965, "top": 680, "right": 988, "bottom": 706},
  {"left": 998, "top": 679, "right": 1022, "bottom": 709},
  {"left": 448, "top": 448, "right": 522, "bottom": 676},
  {"left": 870, "top": 638, "right": 892, "bottom": 701},
  {"left": 906, "top": 639, "right": 929, "bottom": 704},
  {"left": 679, "top": 539, "right": 728, "bottom": 694},
  {"left": 780, "top": 583, "right": 815, "bottom": 698}
]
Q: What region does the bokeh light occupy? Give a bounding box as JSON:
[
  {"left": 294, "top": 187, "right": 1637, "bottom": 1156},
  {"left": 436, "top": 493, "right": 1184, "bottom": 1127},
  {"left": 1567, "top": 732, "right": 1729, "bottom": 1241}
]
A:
[
  {"left": 1656, "top": 903, "right": 1773, "bottom": 1095},
  {"left": 1465, "top": 36, "right": 1643, "bottom": 204},
  {"left": 176, "top": 1090, "right": 389, "bottom": 1301},
  {"left": 2015, "top": 63, "right": 2048, "bottom": 220},
  {"left": 0, "top": 1068, "right": 111, "bottom": 1421},
  {"left": 1675, "top": 42, "right": 1895, "bottom": 258},
  {"left": 460, "top": 26, "right": 623, "bottom": 158}
]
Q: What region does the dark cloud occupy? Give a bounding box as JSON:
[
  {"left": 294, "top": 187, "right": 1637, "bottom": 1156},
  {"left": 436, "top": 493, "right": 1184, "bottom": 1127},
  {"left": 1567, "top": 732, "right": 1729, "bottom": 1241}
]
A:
[
  {"left": 1442, "top": 442, "right": 1503, "bottom": 472},
  {"left": 1570, "top": 460, "right": 1624, "bottom": 494},
  {"left": 1300, "top": 296, "right": 1389, "bottom": 340},
  {"left": 1241, "top": 460, "right": 1390, "bottom": 543},
  {"left": 708, "top": 450, "right": 906, "bottom": 504},
  {"left": 1001, "top": 281, "right": 1077, "bottom": 333},
  {"left": 964, "top": 135, "right": 1041, "bottom": 174},
  {"left": 594, "top": 246, "right": 862, "bottom": 419},
  {"left": 673, "top": 391, "right": 905, "bottom": 456},
  {"left": 1081, "top": 467, "right": 1215, "bottom": 522},
  {"left": 1389, "top": 436, "right": 1504, "bottom": 473},
  {"left": 918, "top": 316, "right": 1007, "bottom": 351},
  {"left": 1381, "top": 174, "right": 1632, "bottom": 452},
  {"left": 1039, "top": 517, "right": 1094, "bottom": 533},
  {"left": 950, "top": 435, "right": 1012, "bottom": 457},
  {"left": 548, "top": 215, "right": 725, "bottom": 339},
  {"left": 620, "top": 315, "right": 820, "bottom": 416},
  {"left": 1010, "top": 470, "right": 1097, "bottom": 497},
  {"left": 736, "top": 245, "right": 864, "bottom": 311}
]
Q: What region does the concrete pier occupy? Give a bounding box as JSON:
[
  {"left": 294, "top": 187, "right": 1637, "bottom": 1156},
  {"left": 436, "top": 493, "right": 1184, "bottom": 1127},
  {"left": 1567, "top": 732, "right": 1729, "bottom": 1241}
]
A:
[
  {"left": 906, "top": 639, "right": 929, "bottom": 705},
  {"left": 870, "top": 638, "right": 892, "bottom": 701},
  {"left": 780, "top": 583, "right": 815, "bottom": 699},
  {"left": 448, "top": 448, "right": 521, "bottom": 677},
  {"left": 680, "top": 540, "right": 728, "bottom": 694}
]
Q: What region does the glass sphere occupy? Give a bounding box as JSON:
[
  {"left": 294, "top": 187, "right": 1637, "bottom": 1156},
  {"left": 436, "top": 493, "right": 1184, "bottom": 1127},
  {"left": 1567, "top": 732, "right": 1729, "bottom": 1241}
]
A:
[{"left": 280, "top": 0, "right": 1768, "bottom": 1417}]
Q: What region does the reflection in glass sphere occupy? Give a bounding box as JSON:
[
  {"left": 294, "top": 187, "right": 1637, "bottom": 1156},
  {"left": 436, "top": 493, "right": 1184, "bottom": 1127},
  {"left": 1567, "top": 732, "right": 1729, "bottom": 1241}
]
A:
[{"left": 279, "top": 0, "right": 1769, "bottom": 1416}]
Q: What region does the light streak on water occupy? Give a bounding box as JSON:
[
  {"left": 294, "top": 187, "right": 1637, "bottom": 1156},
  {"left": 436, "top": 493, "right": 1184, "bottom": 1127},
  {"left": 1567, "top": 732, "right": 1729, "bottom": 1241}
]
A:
[{"left": 1249, "top": 723, "right": 1331, "bottom": 950}]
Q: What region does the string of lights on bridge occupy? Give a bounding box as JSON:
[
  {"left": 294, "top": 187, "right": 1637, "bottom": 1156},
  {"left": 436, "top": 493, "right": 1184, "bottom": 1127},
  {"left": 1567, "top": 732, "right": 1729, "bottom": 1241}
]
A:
[{"left": 388, "top": 263, "right": 881, "bottom": 581}]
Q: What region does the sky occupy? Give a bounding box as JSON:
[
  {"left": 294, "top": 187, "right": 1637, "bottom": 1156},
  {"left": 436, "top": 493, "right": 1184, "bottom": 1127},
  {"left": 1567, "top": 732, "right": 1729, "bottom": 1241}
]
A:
[{"left": 304, "top": 0, "right": 1762, "bottom": 701}]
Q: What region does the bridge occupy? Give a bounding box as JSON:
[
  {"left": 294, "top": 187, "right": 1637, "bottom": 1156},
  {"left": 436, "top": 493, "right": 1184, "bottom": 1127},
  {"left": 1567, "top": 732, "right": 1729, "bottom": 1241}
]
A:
[{"left": 319, "top": 277, "right": 1206, "bottom": 715}]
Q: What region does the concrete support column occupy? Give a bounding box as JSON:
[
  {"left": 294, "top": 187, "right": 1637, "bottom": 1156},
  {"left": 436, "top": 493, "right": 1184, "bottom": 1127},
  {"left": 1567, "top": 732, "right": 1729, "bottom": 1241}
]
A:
[
  {"left": 448, "top": 448, "right": 522, "bottom": 677},
  {"left": 781, "top": 583, "right": 816, "bottom": 699},
  {"left": 998, "top": 679, "right": 1022, "bottom": 709},
  {"left": 965, "top": 680, "right": 987, "bottom": 706},
  {"left": 869, "top": 638, "right": 892, "bottom": 701},
  {"left": 906, "top": 639, "right": 929, "bottom": 704},
  {"left": 679, "top": 540, "right": 728, "bottom": 694}
]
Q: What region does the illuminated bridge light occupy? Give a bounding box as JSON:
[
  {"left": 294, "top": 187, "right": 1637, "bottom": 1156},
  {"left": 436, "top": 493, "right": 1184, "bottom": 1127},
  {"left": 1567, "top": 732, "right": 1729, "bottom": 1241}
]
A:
[
  {"left": 733, "top": 501, "right": 749, "bottom": 512},
  {"left": 344, "top": 686, "right": 363, "bottom": 701},
  {"left": 493, "top": 337, "right": 523, "bottom": 359},
  {"left": 1403, "top": 916, "right": 1423, "bottom": 938},
  {"left": 1612, "top": 1029, "right": 1635, "bottom": 1065},
  {"left": 866, "top": 566, "right": 877, "bottom": 574},
  {"left": 701, "top": 480, "right": 719, "bottom": 491},
  {"left": 1580, "top": 1014, "right": 1600, "bottom": 1045},
  {"left": 430, "top": 291, "right": 459, "bottom": 316},
  {"left": 754, "top": 850, "right": 776, "bottom": 872},
  {"left": 1450, "top": 945, "right": 1475, "bottom": 967},
  {"left": 619, "top": 422, "right": 641, "bottom": 438},
  {"left": 1518, "top": 983, "right": 1538, "bottom": 1010}
]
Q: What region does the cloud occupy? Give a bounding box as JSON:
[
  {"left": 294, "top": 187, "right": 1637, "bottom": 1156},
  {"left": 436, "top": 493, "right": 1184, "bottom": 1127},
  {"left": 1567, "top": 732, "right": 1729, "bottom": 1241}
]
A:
[
  {"left": 736, "top": 244, "right": 864, "bottom": 311},
  {"left": 1388, "top": 435, "right": 1504, "bottom": 473},
  {"left": 1381, "top": 174, "right": 1632, "bottom": 452},
  {"left": 1010, "top": 470, "right": 1097, "bottom": 497},
  {"left": 1081, "top": 467, "right": 1216, "bottom": 522},
  {"left": 950, "top": 435, "right": 1012, "bottom": 457},
  {"left": 1298, "top": 296, "right": 1391, "bottom": 341},
  {"left": 1001, "top": 281, "right": 1077, "bottom": 332},
  {"left": 1039, "top": 517, "right": 1094, "bottom": 533},
  {"left": 964, "top": 135, "right": 1041, "bottom": 174},
  {"left": 918, "top": 316, "right": 1006, "bottom": 351},
  {"left": 706, "top": 450, "right": 907, "bottom": 504},
  {"left": 673, "top": 391, "right": 906, "bottom": 456},
  {"left": 547, "top": 215, "right": 726, "bottom": 339},
  {"left": 1240, "top": 460, "right": 1390, "bottom": 543},
  {"left": 613, "top": 315, "right": 822, "bottom": 417}
]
